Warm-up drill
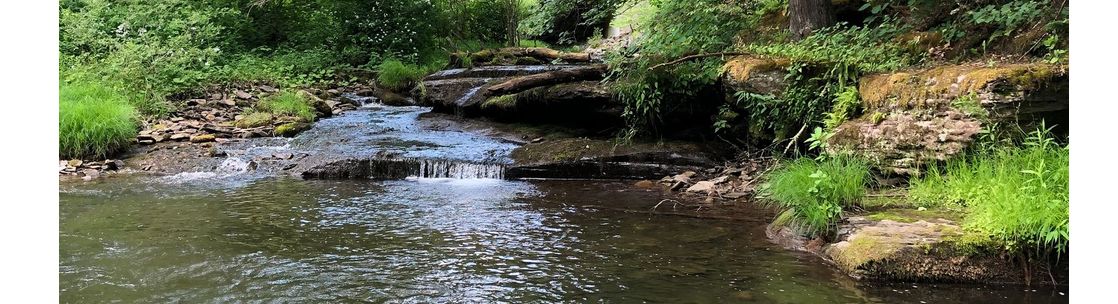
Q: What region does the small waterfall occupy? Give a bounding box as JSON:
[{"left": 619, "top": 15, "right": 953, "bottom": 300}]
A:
[
  {"left": 454, "top": 79, "right": 491, "bottom": 106},
  {"left": 413, "top": 159, "right": 504, "bottom": 179},
  {"left": 301, "top": 157, "right": 506, "bottom": 180}
]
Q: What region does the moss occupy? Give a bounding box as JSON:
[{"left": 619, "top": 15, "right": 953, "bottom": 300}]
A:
[
  {"left": 942, "top": 231, "right": 1002, "bottom": 257},
  {"left": 480, "top": 94, "right": 518, "bottom": 111},
  {"left": 831, "top": 236, "right": 903, "bottom": 272},
  {"left": 234, "top": 112, "right": 274, "bottom": 129},
  {"left": 858, "top": 63, "right": 1066, "bottom": 111},
  {"left": 721, "top": 56, "right": 790, "bottom": 83},
  {"left": 274, "top": 122, "right": 310, "bottom": 137},
  {"left": 866, "top": 212, "right": 917, "bottom": 223}
]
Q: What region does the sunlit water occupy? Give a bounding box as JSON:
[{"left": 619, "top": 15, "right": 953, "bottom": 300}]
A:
[{"left": 60, "top": 103, "right": 1067, "bottom": 303}]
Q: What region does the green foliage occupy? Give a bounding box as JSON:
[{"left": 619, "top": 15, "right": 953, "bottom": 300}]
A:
[
  {"left": 746, "top": 22, "right": 918, "bottom": 74},
  {"left": 823, "top": 85, "right": 861, "bottom": 130},
  {"left": 967, "top": 0, "right": 1045, "bottom": 42},
  {"left": 761, "top": 157, "right": 869, "bottom": 238},
  {"left": 257, "top": 91, "right": 316, "bottom": 122},
  {"left": 59, "top": 81, "right": 138, "bottom": 159},
  {"left": 909, "top": 125, "right": 1069, "bottom": 255},
  {"left": 377, "top": 59, "right": 439, "bottom": 92},
  {"left": 520, "top": 0, "right": 624, "bottom": 45}
]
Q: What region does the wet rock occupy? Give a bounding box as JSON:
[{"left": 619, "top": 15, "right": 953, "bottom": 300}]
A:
[
  {"left": 686, "top": 181, "right": 716, "bottom": 193},
  {"left": 105, "top": 159, "right": 124, "bottom": 170},
  {"left": 79, "top": 169, "right": 100, "bottom": 180}
]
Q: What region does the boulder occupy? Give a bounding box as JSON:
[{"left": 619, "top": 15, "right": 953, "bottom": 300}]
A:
[{"left": 296, "top": 90, "right": 333, "bottom": 118}]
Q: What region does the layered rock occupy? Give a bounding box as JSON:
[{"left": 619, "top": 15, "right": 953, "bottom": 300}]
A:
[
  {"left": 419, "top": 61, "right": 617, "bottom": 125},
  {"left": 506, "top": 138, "right": 718, "bottom": 180},
  {"left": 827, "top": 63, "right": 1068, "bottom": 174}
]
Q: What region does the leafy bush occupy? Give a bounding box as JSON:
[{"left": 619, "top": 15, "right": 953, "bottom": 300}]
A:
[
  {"left": 59, "top": 81, "right": 138, "bottom": 159},
  {"left": 910, "top": 126, "right": 1069, "bottom": 255},
  {"left": 257, "top": 91, "right": 316, "bottom": 122},
  {"left": 761, "top": 157, "right": 869, "bottom": 237}
]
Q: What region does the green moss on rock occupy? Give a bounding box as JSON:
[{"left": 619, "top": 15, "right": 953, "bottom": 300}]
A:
[
  {"left": 274, "top": 122, "right": 311, "bottom": 137},
  {"left": 234, "top": 112, "right": 274, "bottom": 129}
]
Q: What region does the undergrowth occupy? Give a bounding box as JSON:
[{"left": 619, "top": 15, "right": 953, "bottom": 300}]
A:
[
  {"left": 59, "top": 81, "right": 139, "bottom": 159},
  {"left": 761, "top": 156, "right": 869, "bottom": 238},
  {"left": 909, "top": 125, "right": 1069, "bottom": 257}
]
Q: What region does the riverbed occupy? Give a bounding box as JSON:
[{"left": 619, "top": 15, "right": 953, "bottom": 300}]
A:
[{"left": 60, "top": 102, "right": 1067, "bottom": 303}]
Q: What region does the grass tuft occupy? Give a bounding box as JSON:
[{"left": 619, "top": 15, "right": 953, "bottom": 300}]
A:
[
  {"left": 761, "top": 156, "right": 869, "bottom": 238},
  {"left": 376, "top": 58, "right": 434, "bottom": 92},
  {"left": 910, "top": 125, "right": 1069, "bottom": 255},
  {"left": 257, "top": 91, "right": 315, "bottom": 122},
  {"left": 59, "top": 82, "right": 138, "bottom": 159}
]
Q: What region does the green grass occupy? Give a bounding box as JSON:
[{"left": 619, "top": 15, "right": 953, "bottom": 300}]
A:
[
  {"left": 256, "top": 91, "right": 316, "bottom": 122},
  {"left": 910, "top": 126, "right": 1069, "bottom": 255},
  {"left": 761, "top": 157, "right": 869, "bottom": 237},
  {"left": 59, "top": 81, "right": 138, "bottom": 159},
  {"left": 377, "top": 58, "right": 437, "bottom": 92},
  {"left": 234, "top": 112, "right": 274, "bottom": 128}
]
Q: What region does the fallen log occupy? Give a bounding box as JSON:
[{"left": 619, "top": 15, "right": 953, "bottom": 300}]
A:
[{"left": 485, "top": 65, "right": 607, "bottom": 96}]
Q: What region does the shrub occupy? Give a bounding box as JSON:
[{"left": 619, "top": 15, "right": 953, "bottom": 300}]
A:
[
  {"left": 59, "top": 82, "right": 138, "bottom": 159},
  {"left": 761, "top": 157, "right": 869, "bottom": 238},
  {"left": 745, "top": 22, "right": 918, "bottom": 74},
  {"left": 257, "top": 91, "right": 315, "bottom": 122},
  {"left": 909, "top": 126, "right": 1069, "bottom": 255}
]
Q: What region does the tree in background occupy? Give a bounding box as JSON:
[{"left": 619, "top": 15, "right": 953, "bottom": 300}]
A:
[{"left": 788, "top": 0, "right": 837, "bottom": 40}]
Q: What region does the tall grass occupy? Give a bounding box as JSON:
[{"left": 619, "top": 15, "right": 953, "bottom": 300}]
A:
[
  {"left": 910, "top": 126, "right": 1069, "bottom": 255},
  {"left": 257, "top": 91, "right": 316, "bottom": 122},
  {"left": 761, "top": 157, "right": 869, "bottom": 238},
  {"left": 59, "top": 82, "right": 138, "bottom": 159},
  {"left": 376, "top": 58, "right": 437, "bottom": 92}
]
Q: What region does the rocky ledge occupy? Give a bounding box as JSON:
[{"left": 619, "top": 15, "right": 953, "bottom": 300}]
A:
[{"left": 767, "top": 209, "right": 1067, "bottom": 285}]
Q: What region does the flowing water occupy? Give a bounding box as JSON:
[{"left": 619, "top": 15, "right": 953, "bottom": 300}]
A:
[{"left": 60, "top": 102, "right": 1068, "bottom": 303}]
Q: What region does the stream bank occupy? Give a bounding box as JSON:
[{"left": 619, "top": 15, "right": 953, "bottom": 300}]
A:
[{"left": 60, "top": 46, "right": 1069, "bottom": 289}]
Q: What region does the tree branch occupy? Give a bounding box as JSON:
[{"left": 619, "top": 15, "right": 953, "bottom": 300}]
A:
[{"left": 649, "top": 52, "right": 749, "bottom": 70}]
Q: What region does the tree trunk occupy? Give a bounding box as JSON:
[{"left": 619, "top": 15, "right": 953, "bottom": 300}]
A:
[{"left": 788, "top": 0, "right": 837, "bottom": 40}]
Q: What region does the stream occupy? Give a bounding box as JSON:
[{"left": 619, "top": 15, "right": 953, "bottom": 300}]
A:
[{"left": 60, "top": 101, "right": 1067, "bottom": 303}]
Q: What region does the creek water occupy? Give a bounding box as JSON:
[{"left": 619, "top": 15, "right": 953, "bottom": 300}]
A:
[{"left": 60, "top": 102, "right": 1068, "bottom": 303}]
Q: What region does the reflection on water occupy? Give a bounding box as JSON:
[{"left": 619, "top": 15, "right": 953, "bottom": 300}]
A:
[{"left": 60, "top": 177, "right": 1067, "bottom": 303}]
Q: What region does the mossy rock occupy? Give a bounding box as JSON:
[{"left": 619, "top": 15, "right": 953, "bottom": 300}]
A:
[
  {"left": 234, "top": 112, "right": 274, "bottom": 129},
  {"left": 858, "top": 63, "right": 1067, "bottom": 111},
  {"left": 274, "top": 122, "right": 311, "bottom": 137}
]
